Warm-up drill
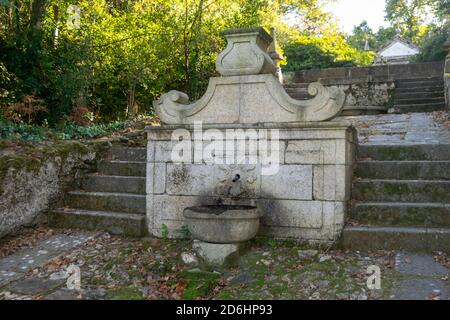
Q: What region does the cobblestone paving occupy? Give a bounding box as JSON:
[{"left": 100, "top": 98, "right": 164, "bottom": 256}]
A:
[{"left": 0, "top": 229, "right": 448, "bottom": 300}]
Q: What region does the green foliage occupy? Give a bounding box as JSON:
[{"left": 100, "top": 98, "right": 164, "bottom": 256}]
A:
[
  {"left": 161, "top": 224, "right": 169, "bottom": 239},
  {"left": 347, "top": 21, "right": 378, "bottom": 51},
  {"left": 0, "top": 0, "right": 384, "bottom": 126},
  {"left": 180, "top": 270, "right": 219, "bottom": 300},
  {"left": 179, "top": 225, "right": 191, "bottom": 239},
  {"left": 347, "top": 1, "right": 448, "bottom": 63},
  {"left": 0, "top": 117, "right": 136, "bottom": 142},
  {"left": 413, "top": 23, "right": 450, "bottom": 62},
  {"left": 385, "top": 0, "right": 431, "bottom": 44},
  {"left": 283, "top": 34, "right": 375, "bottom": 71}
]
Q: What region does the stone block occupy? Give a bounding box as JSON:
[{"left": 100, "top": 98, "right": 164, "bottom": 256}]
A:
[
  {"left": 261, "top": 165, "right": 312, "bottom": 200},
  {"left": 313, "top": 165, "right": 350, "bottom": 201},
  {"left": 146, "top": 163, "right": 166, "bottom": 194},
  {"left": 193, "top": 240, "right": 243, "bottom": 267},
  {"left": 166, "top": 163, "right": 260, "bottom": 198},
  {"left": 259, "top": 199, "right": 323, "bottom": 229},
  {"left": 154, "top": 195, "right": 205, "bottom": 223}
]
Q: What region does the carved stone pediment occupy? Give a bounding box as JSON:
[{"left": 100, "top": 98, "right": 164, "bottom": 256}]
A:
[{"left": 154, "top": 27, "right": 345, "bottom": 124}]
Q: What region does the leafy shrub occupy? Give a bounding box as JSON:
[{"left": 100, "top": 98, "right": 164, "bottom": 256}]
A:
[
  {"left": 283, "top": 35, "right": 375, "bottom": 71},
  {"left": 2, "top": 95, "right": 48, "bottom": 124},
  {"left": 412, "top": 23, "right": 449, "bottom": 63}
]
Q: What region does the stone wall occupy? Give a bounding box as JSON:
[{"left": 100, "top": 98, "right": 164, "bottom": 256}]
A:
[
  {"left": 284, "top": 62, "right": 445, "bottom": 115},
  {"left": 0, "top": 141, "right": 108, "bottom": 238},
  {"left": 146, "top": 123, "right": 356, "bottom": 244},
  {"left": 284, "top": 62, "right": 444, "bottom": 84}
]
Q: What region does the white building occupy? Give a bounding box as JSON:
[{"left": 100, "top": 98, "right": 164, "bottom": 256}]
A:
[{"left": 375, "top": 36, "right": 421, "bottom": 65}]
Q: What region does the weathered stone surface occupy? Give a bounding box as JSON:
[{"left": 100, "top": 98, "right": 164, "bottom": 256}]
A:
[
  {"left": 98, "top": 161, "right": 146, "bottom": 177},
  {"left": 261, "top": 165, "right": 312, "bottom": 200},
  {"left": 81, "top": 175, "right": 145, "bottom": 194},
  {"left": 145, "top": 27, "right": 355, "bottom": 243},
  {"left": 111, "top": 147, "right": 146, "bottom": 162},
  {"left": 341, "top": 226, "right": 450, "bottom": 252},
  {"left": 352, "top": 180, "right": 450, "bottom": 203},
  {"left": 183, "top": 205, "right": 262, "bottom": 243},
  {"left": 146, "top": 123, "right": 355, "bottom": 242},
  {"left": 66, "top": 191, "right": 146, "bottom": 214},
  {"left": 150, "top": 195, "right": 213, "bottom": 236},
  {"left": 349, "top": 202, "right": 450, "bottom": 227},
  {"left": 313, "top": 165, "right": 351, "bottom": 201},
  {"left": 165, "top": 163, "right": 259, "bottom": 198},
  {"left": 7, "top": 277, "right": 64, "bottom": 295},
  {"left": 146, "top": 162, "right": 166, "bottom": 194},
  {"left": 259, "top": 200, "right": 323, "bottom": 229},
  {"left": 193, "top": 240, "right": 243, "bottom": 266},
  {"left": 395, "top": 252, "right": 449, "bottom": 277},
  {"left": 0, "top": 233, "right": 94, "bottom": 287},
  {"left": 153, "top": 27, "right": 345, "bottom": 125},
  {"left": 355, "top": 160, "right": 450, "bottom": 180},
  {"left": 0, "top": 142, "right": 101, "bottom": 239},
  {"left": 49, "top": 209, "right": 146, "bottom": 237},
  {"left": 391, "top": 279, "right": 450, "bottom": 300},
  {"left": 216, "top": 27, "right": 276, "bottom": 77},
  {"left": 45, "top": 288, "right": 81, "bottom": 300}
]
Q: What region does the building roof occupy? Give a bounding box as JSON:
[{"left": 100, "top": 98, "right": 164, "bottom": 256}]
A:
[{"left": 377, "top": 36, "right": 421, "bottom": 57}]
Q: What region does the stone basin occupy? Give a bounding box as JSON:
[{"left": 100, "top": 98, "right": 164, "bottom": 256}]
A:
[{"left": 183, "top": 205, "right": 262, "bottom": 243}]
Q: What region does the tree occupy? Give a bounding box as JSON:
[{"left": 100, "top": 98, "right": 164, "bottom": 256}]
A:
[
  {"left": 347, "top": 21, "right": 377, "bottom": 51},
  {"left": 385, "top": 0, "right": 432, "bottom": 43},
  {"left": 384, "top": 0, "right": 449, "bottom": 62}
]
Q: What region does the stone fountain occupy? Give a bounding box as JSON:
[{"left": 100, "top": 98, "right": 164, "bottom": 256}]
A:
[{"left": 145, "top": 27, "right": 356, "bottom": 266}]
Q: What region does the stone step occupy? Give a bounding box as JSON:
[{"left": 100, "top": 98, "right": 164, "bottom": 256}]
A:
[
  {"left": 283, "top": 83, "right": 309, "bottom": 89},
  {"left": 110, "top": 147, "right": 146, "bottom": 162},
  {"left": 396, "top": 77, "right": 443, "bottom": 83},
  {"left": 395, "top": 86, "right": 445, "bottom": 93},
  {"left": 81, "top": 175, "right": 146, "bottom": 194},
  {"left": 98, "top": 160, "right": 146, "bottom": 177},
  {"left": 392, "top": 102, "right": 446, "bottom": 113},
  {"left": 349, "top": 202, "right": 450, "bottom": 227},
  {"left": 355, "top": 161, "right": 450, "bottom": 180},
  {"left": 357, "top": 144, "right": 450, "bottom": 161},
  {"left": 395, "top": 91, "right": 444, "bottom": 100},
  {"left": 340, "top": 226, "right": 450, "bottom": 252},
  {"left": 352, "top": 179, "right": 450, "bottom": 203},
  {"left": 396, "top": 80, "right": 443, "bottom": 89},
  {"left": 394, "top": 97, "right": 445, "bottom": 105},
  {"left": 285, "top": 94, "right": 310, "bottom": 100},
  {"left": 49, "top": 208, "right": 146, "bottom": 237},
  {"left": 65, "top": 191, "right": 146, "bottom": 214}
]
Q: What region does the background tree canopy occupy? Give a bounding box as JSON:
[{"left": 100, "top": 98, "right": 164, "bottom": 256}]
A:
[{"left": 0, "top": 0, "right": 448, "bottom": 129}]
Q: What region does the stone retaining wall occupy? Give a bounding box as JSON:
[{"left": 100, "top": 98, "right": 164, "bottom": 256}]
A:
[
  {"left": 284, "top": 62, "right": 444, "bottom": 84},
  {"left": 0, "top": 141, "right": 108, "bottom": 238}
]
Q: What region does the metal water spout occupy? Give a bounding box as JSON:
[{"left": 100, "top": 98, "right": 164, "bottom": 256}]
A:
[{"left": 228, "top": 174, "right": 242, "bottom": 197}]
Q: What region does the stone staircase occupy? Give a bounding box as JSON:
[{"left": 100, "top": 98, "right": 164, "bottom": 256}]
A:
[
  {"left": 284, "top": 76, "right": 446, "bottom": 114},
  {"left": 342, "top": 144, "right": 450, "bottom": 252},
  {"left": 392, "top": 77, "right": 446, "bottom": 113},
  {"left": 49, "top": 146, "right": 147, "bottom": 237}
]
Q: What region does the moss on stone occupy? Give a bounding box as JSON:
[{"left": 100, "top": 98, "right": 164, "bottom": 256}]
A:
[
  {"left": 107, "top": 286, "right": 144, "bottom": 300},
  {"left": 180, "top": 270, "right": 219, "bottom": 300}
]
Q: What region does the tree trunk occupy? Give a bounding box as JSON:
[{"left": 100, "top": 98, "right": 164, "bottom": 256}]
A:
[{"left": 29, "top": 0, "right": 48, "bottom": 28}]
